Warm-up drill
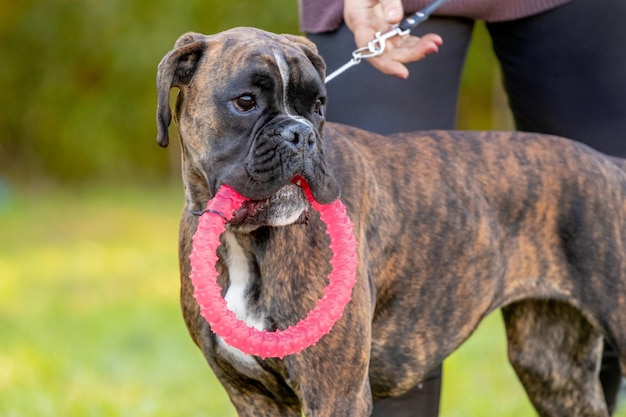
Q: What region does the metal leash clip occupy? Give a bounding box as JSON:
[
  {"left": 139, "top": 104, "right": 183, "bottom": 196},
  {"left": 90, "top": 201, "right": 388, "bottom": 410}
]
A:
[
  {"left": 325, "top": 26, "right": 408, "bottom": 83},
  {"left": 353, "top": 26, "right": 410, "bottom": 60}
]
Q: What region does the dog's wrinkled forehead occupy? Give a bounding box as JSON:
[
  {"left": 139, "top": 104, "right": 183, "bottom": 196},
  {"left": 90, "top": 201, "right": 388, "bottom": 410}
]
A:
[{"left": 208, "top": 28, "right": 326, "bottom": 95}]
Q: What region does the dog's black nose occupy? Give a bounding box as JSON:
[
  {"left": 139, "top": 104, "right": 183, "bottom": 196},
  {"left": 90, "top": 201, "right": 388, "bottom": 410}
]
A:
[{"left": 280, "top": 123, "right": 316, "bottom": 150}]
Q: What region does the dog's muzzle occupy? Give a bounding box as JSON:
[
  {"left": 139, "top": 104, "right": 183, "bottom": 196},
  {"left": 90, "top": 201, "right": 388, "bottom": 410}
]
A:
[
  {"left": 224, "top": 121, "right": 327, "bottom": 230},
  {"left": 246, "top": 119, "right": 317, "bottom": 185}
]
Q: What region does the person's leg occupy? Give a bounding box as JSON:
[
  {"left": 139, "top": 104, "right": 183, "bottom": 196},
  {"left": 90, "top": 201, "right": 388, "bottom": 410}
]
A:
[
  {"left": 307, "top": 17, "right": 473, "bottom": 417},
  {"left": 371, "top": 368, "right": 443, "bottom": 417},
  {"left": 308, "top": 17, "right": 475, "bottom": 134},
  {"left": 488, "top": 0, "right": 626, "bottom": 412},
  {"left": 599, "top": 342, "right": 624, "bottom": 415},
  {"left": 487, "top": 0, "right": 626, "bottom": 157}
]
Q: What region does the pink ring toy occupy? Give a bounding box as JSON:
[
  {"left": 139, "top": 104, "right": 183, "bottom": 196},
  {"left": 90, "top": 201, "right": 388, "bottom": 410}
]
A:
[{"left": 189, "top": 183, "right": 358, "bottom": 359}]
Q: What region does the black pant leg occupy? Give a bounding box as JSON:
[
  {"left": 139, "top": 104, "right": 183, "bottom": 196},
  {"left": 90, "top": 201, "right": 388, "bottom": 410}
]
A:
[
  {"left": 487, "top": 0, "right": 626, "bottom": 157},
  {"left": 371, "top": 367, "right": 443, "bottom": 417}
]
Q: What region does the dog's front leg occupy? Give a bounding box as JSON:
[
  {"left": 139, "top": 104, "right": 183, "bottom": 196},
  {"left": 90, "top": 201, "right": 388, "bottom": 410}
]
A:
[
  {"left": 218, "top": 373, "right": 302, "bottom": 417},
  {"left": 282, "top": 272, "right": 374, "bottom": 417},
  {"left": 284, "top": 335, "right": 373, "bottom": 416}
]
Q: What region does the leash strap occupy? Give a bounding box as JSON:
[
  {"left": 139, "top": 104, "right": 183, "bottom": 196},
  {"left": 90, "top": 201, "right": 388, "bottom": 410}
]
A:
[{"left": 325, "top": 0, "right": 450, "bottom": 83}]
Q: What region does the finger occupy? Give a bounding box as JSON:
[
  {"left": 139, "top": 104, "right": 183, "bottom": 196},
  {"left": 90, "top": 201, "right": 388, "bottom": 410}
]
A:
[
  {"left": 378, "top": 0, "right": 404, "bottom": 24},
  {"left": 353, "top": 25, "right": 377, "bottom": 51},
  {"left": 388, "top": 33, "right": 442, "bottom": 62},
  {"left": 344, "top": 0, "right": 384, "bottom": 34},
  {"left": 371, "top": 56, "right": 411, "bottom": 78}
]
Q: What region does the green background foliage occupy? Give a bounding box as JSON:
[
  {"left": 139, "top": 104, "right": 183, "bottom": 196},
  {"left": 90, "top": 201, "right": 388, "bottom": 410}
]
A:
[{"left": 0, "top": 0, "right": 302, "bottom": 184}]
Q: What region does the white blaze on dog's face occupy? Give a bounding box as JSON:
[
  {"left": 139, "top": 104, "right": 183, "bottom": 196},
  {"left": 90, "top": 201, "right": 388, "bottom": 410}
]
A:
[
  {"left": 272, "top": 50, "right": 321, "bottom": 128},
  {"left": 156, "top": 28, "right": 340, "bottom": 230}
]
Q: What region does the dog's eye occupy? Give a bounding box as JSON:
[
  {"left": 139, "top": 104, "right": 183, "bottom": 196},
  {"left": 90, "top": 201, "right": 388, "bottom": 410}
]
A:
[
  {"left": 313, "top": 98, "right": 325, "bottom": 116},
  {"left": 233, "top": 95, "right": 256, "bottom": 113}
]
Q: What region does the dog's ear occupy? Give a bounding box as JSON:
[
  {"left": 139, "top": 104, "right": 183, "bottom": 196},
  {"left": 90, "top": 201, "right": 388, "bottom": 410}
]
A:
[
  {"left": 156, "top": 32, "right": 206, "bottom": 148},
  {"left": 281, "top": 34, "right": 327, "bottom": 83}
]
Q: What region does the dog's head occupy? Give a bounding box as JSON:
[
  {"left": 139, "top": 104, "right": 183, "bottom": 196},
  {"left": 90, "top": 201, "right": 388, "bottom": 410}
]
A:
[{"left": 156, "top": 28, "right": 340, "bottom": 229}]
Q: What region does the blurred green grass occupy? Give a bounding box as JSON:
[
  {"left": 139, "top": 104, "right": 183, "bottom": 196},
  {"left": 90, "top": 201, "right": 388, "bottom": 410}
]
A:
[{"left": 1, "top": 184, "right": 623, "bottom": 416}]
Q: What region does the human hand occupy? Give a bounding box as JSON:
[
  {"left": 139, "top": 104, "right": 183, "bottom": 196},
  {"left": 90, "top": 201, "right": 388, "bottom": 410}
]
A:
[{"left": 344, "top": 0, "right": 443, "bottom": 78}]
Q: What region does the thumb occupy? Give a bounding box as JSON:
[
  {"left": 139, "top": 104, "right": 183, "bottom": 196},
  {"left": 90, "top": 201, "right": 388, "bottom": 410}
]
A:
[{"left": 379, "top": 0, "right": 404, "bottom": 24}]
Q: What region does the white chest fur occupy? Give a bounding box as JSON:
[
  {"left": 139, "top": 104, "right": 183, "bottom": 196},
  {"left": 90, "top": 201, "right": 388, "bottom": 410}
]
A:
[{"left": 217, "top": 232, "right": 266, "bottom": 370}]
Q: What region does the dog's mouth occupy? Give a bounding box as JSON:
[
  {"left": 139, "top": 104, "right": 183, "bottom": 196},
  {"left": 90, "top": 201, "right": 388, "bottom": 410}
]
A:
[{"left": 228, "top": 177, "right": 310, "bottom": 229}]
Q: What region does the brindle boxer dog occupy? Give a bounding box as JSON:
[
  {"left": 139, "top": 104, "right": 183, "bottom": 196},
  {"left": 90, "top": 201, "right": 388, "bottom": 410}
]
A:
[{"left": 156, "top": 27, "right": 626, "bottom": 417}]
